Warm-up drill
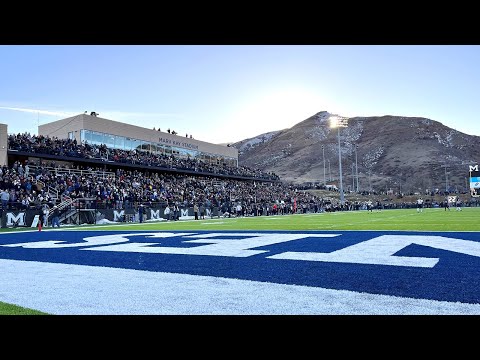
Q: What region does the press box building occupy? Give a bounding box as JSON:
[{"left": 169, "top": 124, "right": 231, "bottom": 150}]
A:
[{"left": 36, "top": 113, "right": 238, "bottom": 167}]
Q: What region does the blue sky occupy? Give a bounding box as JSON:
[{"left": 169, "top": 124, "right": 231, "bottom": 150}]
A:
[{"left": 1, "top": 45, "right": 479, "bottom": 144}]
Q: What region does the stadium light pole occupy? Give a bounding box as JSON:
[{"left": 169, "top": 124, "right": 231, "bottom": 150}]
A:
[
  {"left": 322, "top": 145, "right": 326, "bottom": 186},
  {"left": 399, "top": 175, "right": 402, "bottom": 195},
  {"left": 328, "top": 159, "right": 331, "bottom": 181},
  {"left": 330, "top": 115, "right": 348, "bottom": 205},
  {"left": 445, "top": 164, "right": 448, "bottom": 192},
  {"left": 442, "top": 163, "right": 448, "bottom": 192},
  {"left": 354, "top": 144, "right": 359, "bottom": 192},
  {"left": 351, "top": 163, "right": 355, "bottom": 191},
  {"left": 468, "top": 165, "right": 473, "bottom": 194},
  {"left": 368, "top": 169, "right": 372, "bottom": 192}
]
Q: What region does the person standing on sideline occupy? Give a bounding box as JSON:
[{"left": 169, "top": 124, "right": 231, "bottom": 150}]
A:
[
  {"left": 37, "top": 206, "right": 44, "bottom": 231},
  {"left": 42, "top": 204, "right": 49, "bottom": 226},
  {"left": 51, "top": 206, "right": 61, "bottom": 227},
  {"left": 455, "top": 197, "right": 462, "bottom": 211},
  {"left": 0, "top": 189, "right": 9, "bottom": 210},
  {"left": 164, "top": 204, "right": 171, "bottom": 221},
  {"left": 138, "top": 204, "right": 144, "bottom": 223},
  {"left": 194, "top": 203, "right": 199, "bottom": 220},
  {"left": 444, "top": 197, "right": 450, "bottom": 211},
  {"left": 367, "top": 200, "right": 373, "bottom": 212},
  {"left": 416, "top": 197, "right": 424, "bottom": 213},
  {"left": 174, "top": 202, "right": 180, "bottom": 221}
]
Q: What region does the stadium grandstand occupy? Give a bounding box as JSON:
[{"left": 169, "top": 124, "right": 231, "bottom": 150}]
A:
[
  {"left": 0, "top": 113, "right": 305, "bottom": 227},
  {"left": 0, "top": 113, "right": 478, "bottom": 228}
]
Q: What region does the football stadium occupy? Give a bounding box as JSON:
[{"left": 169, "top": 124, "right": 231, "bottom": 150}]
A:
[{"left": 0, "top": 113, "right": 479, "bottom": 315}]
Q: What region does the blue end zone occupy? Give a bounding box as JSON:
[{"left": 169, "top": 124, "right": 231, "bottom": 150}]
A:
[{"left": 1, "top": 230, "right": 479, "bottom": 304}]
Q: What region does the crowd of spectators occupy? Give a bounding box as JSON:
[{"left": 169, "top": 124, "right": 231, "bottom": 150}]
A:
[
  {"left": 5, "top": 158, "right": 469, "bottom": 218},
  {"left": 8, "top": 133, "right": 279, "bottom": 181},
  {"left": 3, "top": 133, "right": 479, "bottom": 219},
  {"left": 0, "top": 160, "right": 321, "bottom": 214}
]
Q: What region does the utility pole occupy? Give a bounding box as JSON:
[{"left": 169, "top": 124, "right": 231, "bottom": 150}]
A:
[
  {"left": 352, "top": 163, "right": 355, "bottom": 191},
  {"left": 355, "top": 144, "right": 359, "bottom": 192},
  {"left": 322, "top": 145, "right": 326, "bottom": 186},
  {"left": 441, "top": 163, "right": 448, "bottom": 192},
  {"left": 368, "top": 170, "right": 372, "bottom": 193}
]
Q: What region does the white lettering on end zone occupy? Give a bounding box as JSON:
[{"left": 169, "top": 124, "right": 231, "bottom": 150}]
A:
[
  {"left": 83, "top": 233, "right": 339, "bottom": 257},
  {"left": 269, "top": 235, "right": 480, "bottom": 268},
  {"left": 2, "top": 232, "right": 480, "bottom": 268},
  {"left": 1, "top": 233, "right": 196, "bottom": 249}
]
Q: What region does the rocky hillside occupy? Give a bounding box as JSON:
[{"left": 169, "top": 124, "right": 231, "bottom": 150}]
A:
[{"left": 233, "top": 111, "right": 480, "bottom": 194}]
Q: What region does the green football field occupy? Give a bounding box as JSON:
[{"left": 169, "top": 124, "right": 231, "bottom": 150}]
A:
[
  {"left": 1, "top": 207, "right": 478, "bottom": 315},
  {"left": 1, "top": 207, "right": 477, "bottom": 234},
  {"left": 69, "top": 207, "right": 479, "bottom": 232}
]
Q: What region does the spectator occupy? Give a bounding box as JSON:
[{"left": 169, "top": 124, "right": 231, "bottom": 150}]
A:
[
  {"left": 51, "top": 206, "right": 61, "bottom": 227},
  {"left": 138, "top": 204, "right": 145, "bottom": 223},
  {"left": 194, "top": 203, "right": 199, "bottom": 220},
  {"left": 164, "top": 204, "right": 171, "bottom": 221},
  {"left": 42, "top": 204, "right": 49, "bottom": 226},
  {"left": 37, "top": 206, "right": 44, "bottom": 231},
  {"left": 1, "top": 189, "right": 9, "bottom": 209}
]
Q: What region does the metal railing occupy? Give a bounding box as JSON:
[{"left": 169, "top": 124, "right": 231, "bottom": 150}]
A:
[{"left": 28, "top": 164, "right": 116, "bottom": 180}]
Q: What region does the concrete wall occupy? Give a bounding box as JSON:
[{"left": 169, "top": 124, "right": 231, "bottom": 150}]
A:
[
  {"left": 0, "top": 123, "right": 8, "bottom": 166},
  {"left": 38, "top": 114, "right": 85, "bottom": 141}
]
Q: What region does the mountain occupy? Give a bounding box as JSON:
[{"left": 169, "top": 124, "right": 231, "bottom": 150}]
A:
[{"left": 233, "top": 111, "right": 479, "bottom": 194}]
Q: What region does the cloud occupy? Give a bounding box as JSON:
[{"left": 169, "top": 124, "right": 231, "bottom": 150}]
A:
[
  {"left": 0, "top": 106, "right": 76, "bottom": 117},
  {"left": 0, "top": 106, "right": 184, "bottom": 120}
]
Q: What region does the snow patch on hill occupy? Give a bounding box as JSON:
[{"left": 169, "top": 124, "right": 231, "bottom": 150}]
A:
[{"left": 237, "top": 131, "right": 280, "bottom": 153}]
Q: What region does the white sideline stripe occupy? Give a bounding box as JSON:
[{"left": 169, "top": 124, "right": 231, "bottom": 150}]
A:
[{"left": 0, "top": 259, "right": 479, "bottom": 315}]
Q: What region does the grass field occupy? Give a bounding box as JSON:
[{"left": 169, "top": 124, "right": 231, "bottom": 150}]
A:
[
  {"left": 66, "top": 207, "right": 480, "bottom": 232},
  {"left": 1, "top": 207, "right": 478, "bottom": 315},
  {"left": 0, "top": 303, "right": 47, "bottom": 315}
]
